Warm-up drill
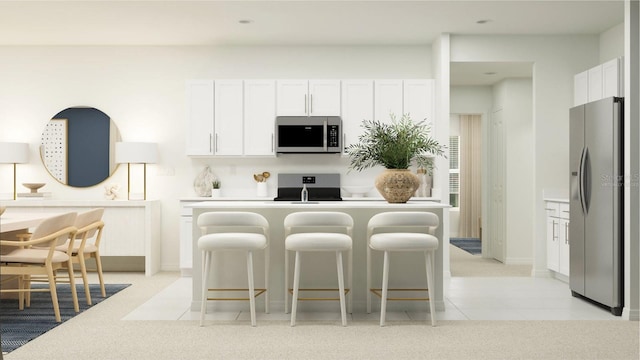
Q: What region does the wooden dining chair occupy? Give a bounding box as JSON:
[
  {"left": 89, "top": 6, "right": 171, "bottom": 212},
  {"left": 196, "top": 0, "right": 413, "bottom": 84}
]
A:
[{"left": 0, "top": 212, "right": 79, "bottom": 322}]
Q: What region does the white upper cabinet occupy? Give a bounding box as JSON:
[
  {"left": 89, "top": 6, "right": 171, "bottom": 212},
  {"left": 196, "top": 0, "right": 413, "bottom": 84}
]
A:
[
  {"left": 602, "top": 57, "right": 623, "bottom": 98},
  {"left": 574, "top": 57, "right": 623, "bottom": 106},
  {"left": 403, "top": 79, "right": 435, "bottom": 131},
  {"left": 244, "top": 80, "right": 276, "bottom": 156},
  {"left": 213, "top": 80, "right": 244, "bottom": 155},
  {"left": 277, "top": 80, "right": 341, "bottom": 116},
  {"left": 374, "top": 79, "right": 403, "bottom": 123},
  {"left": 341, "top": 80, "right": 374, "bottom": 153},
  {"left": 574, "top": 70, "right": 588, "bottom": 106},
  {"left": 587, "top": 65, "right": 604, "bottom": 103},
  {"left": 185, "top": 80, "right": 214, "bottom": 155}
]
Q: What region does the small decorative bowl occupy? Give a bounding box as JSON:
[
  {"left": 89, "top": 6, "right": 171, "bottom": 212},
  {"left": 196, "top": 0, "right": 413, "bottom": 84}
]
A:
[
  {"left": 22, "top": 183, "right": 46, "bottom": 193},
  {"left": 341, "top": 186, "right": 372, "bottom": 198}
]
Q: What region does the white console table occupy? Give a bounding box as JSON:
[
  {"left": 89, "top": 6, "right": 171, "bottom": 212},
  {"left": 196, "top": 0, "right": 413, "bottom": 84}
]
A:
[{"left": 2, "top": 200, "right": 161, "bottom": 276}]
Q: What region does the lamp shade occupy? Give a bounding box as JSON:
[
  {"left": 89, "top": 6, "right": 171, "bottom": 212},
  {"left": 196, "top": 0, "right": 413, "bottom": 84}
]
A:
[
  {"left": 0, "top": 142, "right": 29, "bottom": 164},
  {"left": 115, "top": 142, "right": 158, "bottom": 164}
]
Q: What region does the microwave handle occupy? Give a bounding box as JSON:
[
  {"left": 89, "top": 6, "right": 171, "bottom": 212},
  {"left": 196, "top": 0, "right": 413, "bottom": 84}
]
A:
[{"left": 323, "top": 119, "right": 327, "bottom": 151}]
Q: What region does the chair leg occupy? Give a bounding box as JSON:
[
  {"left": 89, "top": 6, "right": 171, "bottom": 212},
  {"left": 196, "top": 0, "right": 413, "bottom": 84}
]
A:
[
  {"left": 200, "top": 251, "right": 211, "bottom": 326},
  {"left": 366, "top": 246, "right": 372, "bottom": 313},
  {"left": 425, "top": 250, "right": 436, "bottom": 327},
  {"left": 336, "top": 251, "right": 347, "bottom": 327},
  {"left": 93, "top": 252, "right": 106, "bottom": 297},
  {"left": 47, "top": 266, "right": 62, "bottom": 323},
  {"left": 78, "top": 255, "right": 92, "bottom": 305},
  {"left": 284, "top": 248, "right": 289, "bottom": 314},
  {"left": 67, "top": 260, "right": 80, "bottom": 312},
  {"left": 347, "top": 248, "right": 353, "bottom": 314},
  {"left": 380, "top": 251, "right": 390, "bottom": 327},
  {"left": 246, "top": 251, "right": 257, "bottom": 327},
  {"left": 264, "top": 246, "right": 270, "bottom": 314},
  {"left": 18, "top": 275, "right": 25, "bottom": 310},
  {"left": 290, "top": 251, "right": 301, "bottom": 327}
]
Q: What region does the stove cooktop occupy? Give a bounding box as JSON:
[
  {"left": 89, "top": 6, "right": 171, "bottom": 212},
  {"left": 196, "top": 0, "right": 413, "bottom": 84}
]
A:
[{"left": 274, "top": 173, "right": 342, "bottom": 201}]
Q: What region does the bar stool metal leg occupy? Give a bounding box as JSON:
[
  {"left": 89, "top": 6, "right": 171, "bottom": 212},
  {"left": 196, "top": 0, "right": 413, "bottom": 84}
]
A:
[
  {"left": 380, "top": 250, "right": 390, "bottom": 327},
  {"left": 290, "top": 251, "right": 301, "bottom": 326},
  {"left": 336, "top": 251, "right": 347, "bottom": 327},
  {"left": 247, "top": 251, "right": 256, "bottom": 327},
  {"left": 200, "top": 251, "right": 211, "bottom": 327}
]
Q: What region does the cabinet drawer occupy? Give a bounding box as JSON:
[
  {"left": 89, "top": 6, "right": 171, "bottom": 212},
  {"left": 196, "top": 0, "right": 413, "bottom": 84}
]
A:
[
  {"left": 559, "top": 203, "right": 570, "bottom": 220},
  {"left": 544, "top": 202, "right": 560, "bottom": 217}
]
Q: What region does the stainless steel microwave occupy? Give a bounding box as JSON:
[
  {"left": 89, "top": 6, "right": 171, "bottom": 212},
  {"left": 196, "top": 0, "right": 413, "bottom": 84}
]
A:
[{"left": 275, "top": 116, "right": 342, "bottom": 153}]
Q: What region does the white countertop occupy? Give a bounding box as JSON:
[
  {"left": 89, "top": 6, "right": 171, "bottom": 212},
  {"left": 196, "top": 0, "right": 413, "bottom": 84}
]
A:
[
  {"left": 543, "top": 198, "right": 569, "bottom": 203},
  {"left": 187, "top": 200, "right": 449, "bottom": 209}
]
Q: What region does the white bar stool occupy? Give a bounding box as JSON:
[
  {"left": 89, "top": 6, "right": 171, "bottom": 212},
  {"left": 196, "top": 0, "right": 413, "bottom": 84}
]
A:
[
  {"left": 284, "top": 211, "right": 353, "bottom": 327},
  {"left": 366, "top": 211, "right": 439, "bottom": 326},
  {"left": 197, "top": 212, "right": 270, "bottom": 327}
]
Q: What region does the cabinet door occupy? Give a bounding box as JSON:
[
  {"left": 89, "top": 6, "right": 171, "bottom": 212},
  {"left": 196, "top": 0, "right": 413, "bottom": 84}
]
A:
[
  {"left": 574, "top": 70, "right": 588, "bottom": 106},
  {"left": 186, "top": 80, "right": 214, "bottom": 155},
  {"left": 309, "top": 80, "right": 341, "bottom": 116},
  {"left": 545, "top": 202, "right": 560, "bottom": 272},
  {"left": 558, "top": 203, "right": 571, "bottom": 276},
  {"left": 277, "top": 80, "right": 308, "bottom": 116},
  {"left": 244, "top": 80, "right": 276, "bottom": 155},
  {"left": 587, "top": 65, "right": 603, "bottom": 103},
  {"left": 374, "top": 79, "right": 403, "bottom": 123},
  {"left": 341, "top": 80, "right": 374, "bottom": 154},
  {"left": 404, "top": 79, "right": 435, "bottom": 134},
  {"left": 214, "top": 80, "right": 244, "bottom": 155},
  {"left": 602, "top": 57, "right": 622, "bottom": 98}
]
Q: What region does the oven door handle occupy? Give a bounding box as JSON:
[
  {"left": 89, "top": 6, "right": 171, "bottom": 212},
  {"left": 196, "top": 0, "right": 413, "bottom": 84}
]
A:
[{"left": 323, "top": 119, "right": 328, "bottom": 151}]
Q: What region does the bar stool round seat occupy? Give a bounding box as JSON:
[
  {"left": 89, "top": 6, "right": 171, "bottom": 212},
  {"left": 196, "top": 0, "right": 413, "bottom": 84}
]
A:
[
  {"left": 286, "top": 233, "right": 352, "bottom": 251},
  {"left": 197, "top": 211, "right": 270, "bottom": 327},
  {"left": 370, "top": 233, "right": 438, "bottom": 251}
]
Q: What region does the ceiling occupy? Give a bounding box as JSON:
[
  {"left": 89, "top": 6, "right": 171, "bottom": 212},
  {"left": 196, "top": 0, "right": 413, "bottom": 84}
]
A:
[{"left": 0, "top": 0, "right": 624, "bottom": 85}]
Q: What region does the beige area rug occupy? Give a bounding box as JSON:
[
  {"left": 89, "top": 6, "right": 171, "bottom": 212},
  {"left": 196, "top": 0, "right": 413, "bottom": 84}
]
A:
[
  {"left": 449, "top": 244, "right": 532, "bottom": 277},
  {"left": 5, "top": 274, "right": 639, "bottom": 360}
]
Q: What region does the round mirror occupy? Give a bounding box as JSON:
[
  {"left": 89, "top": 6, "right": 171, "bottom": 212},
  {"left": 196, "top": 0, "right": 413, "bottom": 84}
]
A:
[{"left": 40, "top": 107, "right": 121, "bottom": 187}]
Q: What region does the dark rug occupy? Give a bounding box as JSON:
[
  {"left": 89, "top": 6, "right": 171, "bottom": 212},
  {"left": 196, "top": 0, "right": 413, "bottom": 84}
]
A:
[
  {"left": 450, "top": 238, "right": 482, "bottom": 255},
  {"left": 0, "top": 283, "right": 129, "bottom": 354}
]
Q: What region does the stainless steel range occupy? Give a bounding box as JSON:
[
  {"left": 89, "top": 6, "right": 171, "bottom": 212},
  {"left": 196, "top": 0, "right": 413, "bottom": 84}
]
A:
[{"left": 273, "top": 173, "right": 342, "bottom": 201}]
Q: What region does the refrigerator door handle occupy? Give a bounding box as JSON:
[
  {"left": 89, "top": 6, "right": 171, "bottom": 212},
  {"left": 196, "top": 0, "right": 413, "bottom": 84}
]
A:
[
  {"left": 583, "top": 147, "right": 591, "bottom": 213},
  {"left": 579, "top": 147, "right": 588, "bottom": 215}
]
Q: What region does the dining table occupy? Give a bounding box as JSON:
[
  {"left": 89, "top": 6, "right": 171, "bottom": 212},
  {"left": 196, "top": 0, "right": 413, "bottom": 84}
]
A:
[{"left": 0, "top": 211, "right": 63, "bottom": 238}]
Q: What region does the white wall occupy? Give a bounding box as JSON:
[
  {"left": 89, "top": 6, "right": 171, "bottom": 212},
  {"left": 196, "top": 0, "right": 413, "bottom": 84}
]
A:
[
  {"left": 600, "top": 22, "right": 625, "bottom": 63},
  {"left": 0, "top": 45, "right": 433, "bottom": 271},
  {"left": 493, "top": 78, "right": 534, "bottom": 264}
]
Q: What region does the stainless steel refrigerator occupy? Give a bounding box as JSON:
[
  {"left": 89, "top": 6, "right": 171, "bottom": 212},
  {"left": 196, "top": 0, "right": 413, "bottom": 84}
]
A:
[{"left": 569, "top": 96, "right": 623, "bottom": 316}]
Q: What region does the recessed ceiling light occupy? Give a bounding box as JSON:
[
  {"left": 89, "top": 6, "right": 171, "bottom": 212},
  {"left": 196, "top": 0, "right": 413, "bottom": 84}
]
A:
[
  {"left": 238, "top": 19, "right": 253, "bottom": 24},
  {"left": 476, "top": 19, "right": 492, "bottom": 24},
  {"left": 484, "top": 72, "right": 497, "bottom": 76}
]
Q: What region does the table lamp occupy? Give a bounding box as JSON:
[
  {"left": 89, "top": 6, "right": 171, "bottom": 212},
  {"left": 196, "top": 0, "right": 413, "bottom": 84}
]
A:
[
  {"left": 0, "top": 142, "right": 30, "bottom": 200},
  {"left": 115, "top": 142, "right": 158, "bottom": 200}
]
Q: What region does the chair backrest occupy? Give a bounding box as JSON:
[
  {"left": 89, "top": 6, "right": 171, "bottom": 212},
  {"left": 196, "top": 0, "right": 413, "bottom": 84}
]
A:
[
  {"left": 74, "top": 208, "right": 105, "bottom": 239},
  {"left": 367, "top": 211, "right": 439, "bottom": 238},
  {"left": 197, "top": 211, "right": 269, "bottom": 236},
  {"left": 30, "top": 212, "right": 78, "bottom": 246},
  {"left": 284, "top": 211, "right": 353, "bottom": 236}
]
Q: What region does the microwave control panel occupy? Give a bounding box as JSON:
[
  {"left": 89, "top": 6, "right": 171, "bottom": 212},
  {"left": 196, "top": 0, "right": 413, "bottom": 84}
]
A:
[{"left": 328, "top": 125, "right": 339, "bottom": 147}]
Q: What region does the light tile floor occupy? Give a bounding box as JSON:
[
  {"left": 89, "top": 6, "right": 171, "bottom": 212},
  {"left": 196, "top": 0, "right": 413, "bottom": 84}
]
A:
[{"left": 122, "top": 275, "right": 622, "bottom": 322}]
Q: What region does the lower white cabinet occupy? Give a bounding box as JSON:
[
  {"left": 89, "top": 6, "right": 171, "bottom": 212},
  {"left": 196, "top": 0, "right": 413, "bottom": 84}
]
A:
[
  {"left": 4, "top": 200, "right": 161, "bottom": 275},
  {"left": 545, "top": 200, "right": 570, "bottom": 278}
]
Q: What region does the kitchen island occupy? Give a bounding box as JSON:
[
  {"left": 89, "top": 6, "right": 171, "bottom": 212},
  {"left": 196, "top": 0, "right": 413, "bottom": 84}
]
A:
[{"left": 189, "top": 200, "right": 449, "bottom": 313}]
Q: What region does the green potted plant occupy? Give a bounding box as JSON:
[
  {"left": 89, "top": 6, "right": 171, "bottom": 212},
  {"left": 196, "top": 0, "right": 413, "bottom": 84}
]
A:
[
  {"left": 211, "top": 179, "right": 221, "bottom": 197},
  {"left": 346, "top": 113, "right": 445, "bottom": 203}
]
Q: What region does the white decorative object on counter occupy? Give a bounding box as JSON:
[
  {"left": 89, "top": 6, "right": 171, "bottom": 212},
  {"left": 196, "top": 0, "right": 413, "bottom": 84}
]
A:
[
  {"left": 341, "top": 186, "right": 372, "bottom": 198},
  {"left": 193, "top": 166, "right": 217, "bottom": 197},
  {"left": 104, "top": 183, "right": 120, "bottom": 200},
  {"left": 257, "top": 182, "right": 268, "bottom": 197}
]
